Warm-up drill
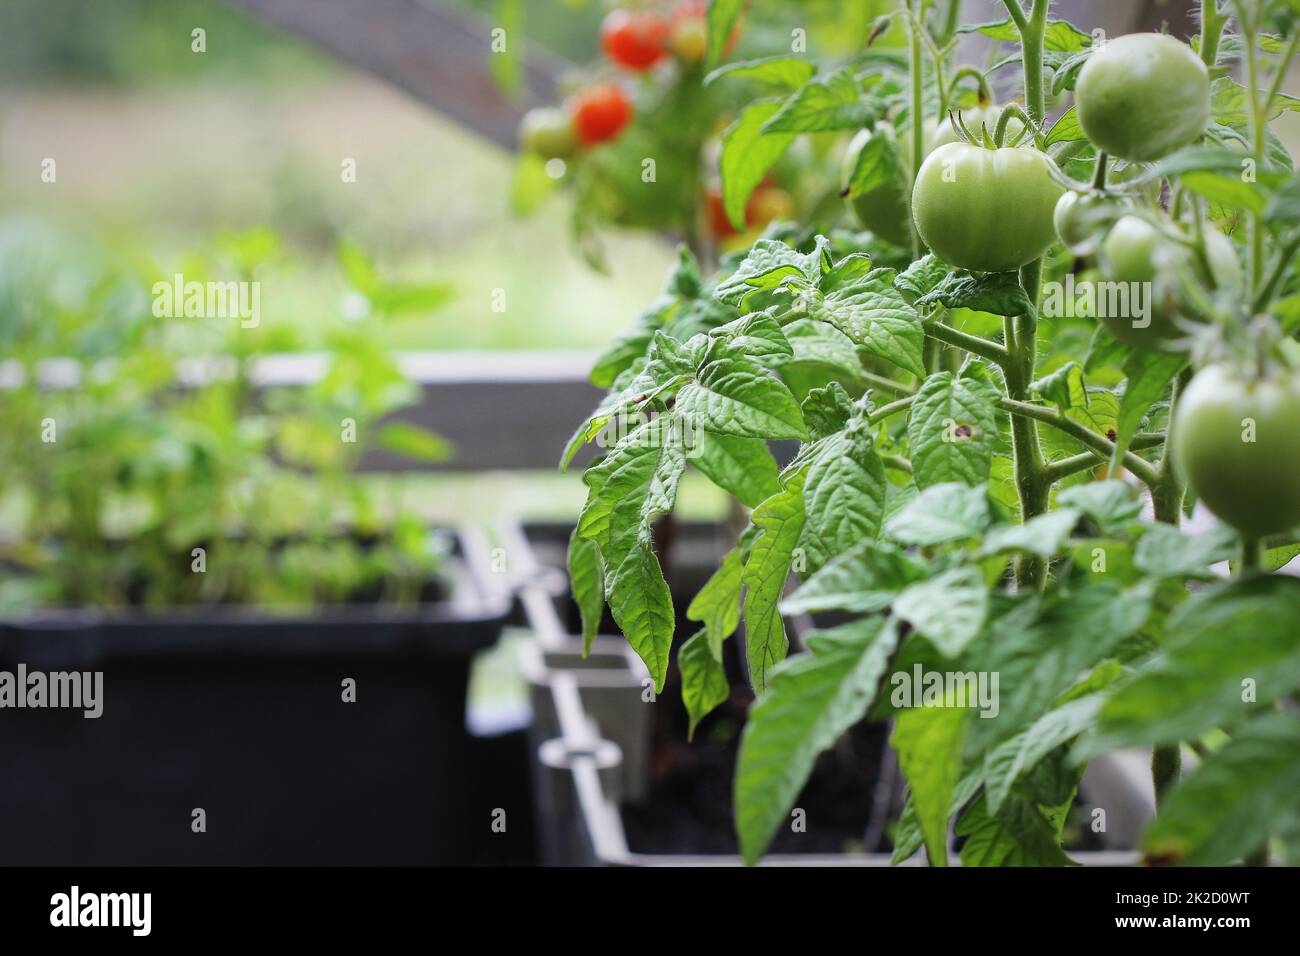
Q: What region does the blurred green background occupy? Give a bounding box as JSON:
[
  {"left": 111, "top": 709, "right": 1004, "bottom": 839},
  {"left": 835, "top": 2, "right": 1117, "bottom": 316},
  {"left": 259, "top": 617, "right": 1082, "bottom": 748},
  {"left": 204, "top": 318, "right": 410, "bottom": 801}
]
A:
[{"left": 0, "top": 0, "right": 679, "bottom": 352}]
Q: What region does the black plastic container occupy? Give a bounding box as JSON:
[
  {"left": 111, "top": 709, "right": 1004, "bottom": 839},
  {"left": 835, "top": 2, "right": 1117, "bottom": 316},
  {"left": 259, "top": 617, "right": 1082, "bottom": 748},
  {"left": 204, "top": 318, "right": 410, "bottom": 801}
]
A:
[{"left": 0, "top": 528, "right": 511, "bottom": 865}]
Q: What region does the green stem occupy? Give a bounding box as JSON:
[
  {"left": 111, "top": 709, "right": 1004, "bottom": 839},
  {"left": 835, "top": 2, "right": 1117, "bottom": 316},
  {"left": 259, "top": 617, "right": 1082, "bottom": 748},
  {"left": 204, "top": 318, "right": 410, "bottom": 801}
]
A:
[
  {"left": 1152, "top": 745, "right": 1181, "bottom": 810},
  {"left": 1091, "top": 151, "right": 1108, "bottom": 190},
  {"left": 1200, "top": 1, "right": 1225, "bottom": 69},
  {"left": 949, "top": 66, "right": 991, "bottom": 106},
  {"left": 869, "top": 394, "right": 918, "bottom": 424},
  {"left": 1150, "top": 368, "right": 1193, "bottom": 524},
  {"left": 861, "top": 371, "right": 917, "bottom": 396},
  {"left": 998, "top": 398, "right": 1160, "bottom": 488},
  {"left": 1262, "top": 30, "right": 1300, "bottom": 120},
  {"left": 907, "top": 0, "right": 927, "bottom": 258},
  {"left": 1000, "top": 0, "right": 1050, "bottom": 588},
  {"left": 1241, "top": 8, "right": 1267, "bottom": 295},
  {"left": 1238, "top": 533, "right": 1263, "bottom": 574},
  {"left": 921, "top": 319, "right": 1011, "bottom": 366},
  {"left": 1252, "top": 232, "right": 1300, "bottom": 313}
]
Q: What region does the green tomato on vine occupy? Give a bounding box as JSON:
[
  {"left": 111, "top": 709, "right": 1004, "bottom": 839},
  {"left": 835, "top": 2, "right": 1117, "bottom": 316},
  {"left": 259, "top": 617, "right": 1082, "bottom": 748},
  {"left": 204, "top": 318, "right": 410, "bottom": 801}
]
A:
[{"left": 911, "top": 142, "right": 1064, "bottom": 273}]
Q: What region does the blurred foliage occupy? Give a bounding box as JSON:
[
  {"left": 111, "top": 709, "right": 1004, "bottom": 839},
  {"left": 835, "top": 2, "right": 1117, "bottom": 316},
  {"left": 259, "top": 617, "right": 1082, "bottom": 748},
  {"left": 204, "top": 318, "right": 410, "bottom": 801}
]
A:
[
  {"left": 0, "top": 219, "right": 452, "bottom": 610},
  {"left": 0, "top": 0, "right": 333, "bottom": 86}
]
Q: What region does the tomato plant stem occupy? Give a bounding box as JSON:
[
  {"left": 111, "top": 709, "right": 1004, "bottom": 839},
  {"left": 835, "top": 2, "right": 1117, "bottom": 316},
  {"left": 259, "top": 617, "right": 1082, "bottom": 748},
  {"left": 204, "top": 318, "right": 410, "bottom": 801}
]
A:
[
  {"left": 998, "top": 398, "right": 1160, "bottom": 488},
  {"left": 1152, "top": 745, "right": 1181, "bottom": 809},
  {"left": 997, "top": 0, "right": 1052, "bottom": 589},
  {"left": 1151, "top": 367, "right": 1193, "bottom": 525},
  {"left": 908, "top": 0, "right": 927, "bottom": 259},
  {"left": 1200, "top": 1, "right": 1225, "bottom": 69}
]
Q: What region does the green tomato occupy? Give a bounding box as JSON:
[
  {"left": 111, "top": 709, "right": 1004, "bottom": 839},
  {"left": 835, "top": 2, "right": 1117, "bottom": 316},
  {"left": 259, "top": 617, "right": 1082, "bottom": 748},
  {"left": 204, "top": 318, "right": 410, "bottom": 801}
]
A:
[
  {"left": 1172, "top": 363, "right": 1300, "bottom": 537},
  {"left": 1054, "top": 190, "right": 1126, "bottom": 255},
  {"left": 842, "top": 123, "right": 935, "bottom": 248},
  {"left": 911, "top": 142, "right": 1065, "bottom": 273},
  {"left": 1097, "top": 215, "right": 1241, "bottom": 350},
  {"left": 518, "top": 107, "right": 578, "bottom": 160},
  {"left": 1075, "top": 33, "right": 1210, "bottom": 163}
]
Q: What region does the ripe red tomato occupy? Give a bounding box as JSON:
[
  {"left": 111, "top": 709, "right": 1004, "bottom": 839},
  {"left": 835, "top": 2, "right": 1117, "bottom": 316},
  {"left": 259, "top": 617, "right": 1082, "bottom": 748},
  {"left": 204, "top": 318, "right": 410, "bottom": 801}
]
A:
[
  {"left": 600, "top": 9, "right": 669, "bottom": 72},
  {"left": 706, "top": 188, "right": 738, "bottom": 238},
  {"left": 569, "top": 85, "right": 634, "bottom": 147},
  {"left": 705, "top": 183, "right": 795, "bottom": 239}
]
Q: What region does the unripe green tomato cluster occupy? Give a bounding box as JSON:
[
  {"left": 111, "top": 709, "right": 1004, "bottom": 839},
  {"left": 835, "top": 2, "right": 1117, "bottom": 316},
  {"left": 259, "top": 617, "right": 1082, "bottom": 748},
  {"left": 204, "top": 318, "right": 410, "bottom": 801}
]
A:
[
  {"left": 911, "top": 142, "right": 1065, "bottom": 272},
  {"left": 1172, "top": 364, "right": 1300, "bottom": 537},
  {"left": 1095, "top": 215, "right": 1241, "bottom": 350}
]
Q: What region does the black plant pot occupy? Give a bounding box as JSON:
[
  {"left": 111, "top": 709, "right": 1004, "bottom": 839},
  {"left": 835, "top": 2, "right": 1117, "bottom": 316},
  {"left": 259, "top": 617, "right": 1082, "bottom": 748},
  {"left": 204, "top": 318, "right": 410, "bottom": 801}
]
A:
[{"left": 0, "top": 528, "right": 512, "bottom": 865}]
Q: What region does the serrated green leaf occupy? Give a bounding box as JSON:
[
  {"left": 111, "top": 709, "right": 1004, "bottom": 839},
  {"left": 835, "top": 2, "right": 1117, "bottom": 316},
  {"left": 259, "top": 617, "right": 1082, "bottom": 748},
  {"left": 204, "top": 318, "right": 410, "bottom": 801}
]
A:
[
  {"left": 812, "top": 266, "right": 926, "bottom": 377},
  {"left": 679, "top": 629, "right": 731, "bottom": 740},
  {"left": 763, "top": 68, "right": 872, "bottom": 133},
  {"left": 1115, "top": 351, "right": 1184, "bottom": 461},
  {"left": 690, "top": 431, "right": 780, "bottom": 508},
  {"left": 742, "top": 475, "right": 807, "bottom": 692},
  {"left": 606, "top": 543, "right": 676, "bottom": 693},
  {"left": 714, "top": 238, "right": 823, "bottom": 308},
  {"left": 687, "top": 546, "right": 745, "bottom": 657},
  {"left": 705, "top": 55, "right": 817, "bottom": 91},
  {"left": 916, "top": 271, "right": 1035, "bottom": 317},
  {"left": 956, "top": 794, "right": 1075, "bottom": 867},
  {"left": 985, "top": 693, "right": 1105, "bottom": 814},
  {"left": 885, "top": 482, "right": 992, "bottom": 546},
  {"left": 800, "top": 422, "right": 887, "bottom": 571},
  {"left": 719, "top": 102, "right": 797, "bottom": 231},
  {"left": 1143, "top": 714, "right": 1300, "bottom": 866},
  {"left": 780, "top": 540, "right": 927, "bottom": 615},
  {"left": 799, "top": 380, "right": 855, "bottom": 440},
  {"left": 1134, "top": 522, "right": 1237, "bottom": 579},
  {"left": 844, "top": 126, "right": 904, "bottom": 199},
  {"left": 907, "top": 372, "right": 1001, "bottom": 488},
  {"left": 567, "top": 528, "right": 604, "bottom": 655},
  {"left": 979, "top": 508, "right": 1081, "bottom": 558},
  {"left": 736, "top": 616, "right": 901, "bottom": 864},
  {"left": 894, "top": 254, "right": 950, "bottom": 303},
  {"left": 894, "top": 565, "right": 989, "bottom": 658},
  {"left": 978, "top": 582, "right": 1152, "bottom": 746},
  {"left": 1086, "top": 576, "right": 1300, "bottom": 753},
  {"left": 1045, "top": 105, "right": 1083, "bottom": 145},
  {"left": 677, "top": 356, "right": 807, "bottom": 440},
  {"left": 893, "top": 703, "right": 969, "bottom": 866},
  {"left": 1057, "top": 479, "right": 1142, "bottom": 532}
]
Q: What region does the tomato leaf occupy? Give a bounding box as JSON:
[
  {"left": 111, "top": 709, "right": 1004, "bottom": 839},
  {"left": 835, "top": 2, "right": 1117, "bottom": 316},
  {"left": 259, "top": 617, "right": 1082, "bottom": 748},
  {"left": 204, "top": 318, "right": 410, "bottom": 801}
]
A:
[
  {"left": 1143, "top": 714, "right": 1300, "bottom": 866},
  {"left": 686, "top": 546, "right": 746, "bottom": 657},
  {"left": 892, "top": 703, "right": 970, "bottom": 866},
  {"left": 742, "top": 474, "right": 807, "bottom": 692},
  {"left": 719, "top": 101, "right": 797, "bottom": 231},
  {"left": 676, "top": 355, "right": 808, "bottom": 439},
  {"left": 894, "top": 565, "right": 990, "bottom": 657},
  {"left": 1085, "top": 576, "right": 1300, "bottom": 753},
  {"left": 907, "top": 371, "right": 1002, "bottom": 488},
  {"left": 736, "top": 616, "right": 902, "bottom": 864},
  {"left": 762, "top": 69, "right": 874, "bottom": 133},
  {"left": 679, "top": 629, "right": 731, "bottom": 740}
]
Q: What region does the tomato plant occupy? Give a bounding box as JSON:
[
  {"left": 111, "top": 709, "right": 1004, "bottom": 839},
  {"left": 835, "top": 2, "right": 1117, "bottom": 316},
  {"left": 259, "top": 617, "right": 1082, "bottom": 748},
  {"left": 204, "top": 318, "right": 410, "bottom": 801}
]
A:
[{"left": 562, "top": 0, "right": 1300, "bottom": 868}]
